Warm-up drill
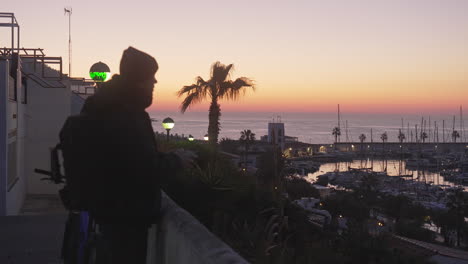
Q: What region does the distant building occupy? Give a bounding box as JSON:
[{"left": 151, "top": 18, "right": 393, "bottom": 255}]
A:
[{"left": 268, "top": 122, "right": 285, "bottom": 150}]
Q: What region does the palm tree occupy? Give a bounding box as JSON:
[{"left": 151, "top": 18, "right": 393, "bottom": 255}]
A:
[
  {"left": 178, "top": 62, "right": 254, "bottom": 145},
  {"left": 421, "top": 132, "right": 428, "bottom": 143},
  {"left": 380, "top": 132, "right": 388, "bottom": 143},
  {"left": 332, "top": 127, "right": 341, "bottom": 143},
  {"left": 452, "top": 130, "right": 460, "bottom": 143},
  {"left": 359, "top": 134, "right": 366, "bottom": 153},
  {"left": 240, "top": 129, "right": 256, "bottom": 168},
  {"left": 381, "top": 132, "right": 388, "bottom": 156},
  {"left": 398, "top": 129, "right": 406, "bottom": 143},
  {"left": 359, "top": 133, "right": 366, "bottom": 143}
]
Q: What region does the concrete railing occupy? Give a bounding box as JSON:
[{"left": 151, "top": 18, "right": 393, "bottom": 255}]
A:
[{"left": 147, "top": 192, "right": 248, "bottom": 264}]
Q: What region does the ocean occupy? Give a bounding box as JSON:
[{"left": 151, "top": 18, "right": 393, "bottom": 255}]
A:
[{"left": 148, "top": 111, "right": 468, "bottom": 144}]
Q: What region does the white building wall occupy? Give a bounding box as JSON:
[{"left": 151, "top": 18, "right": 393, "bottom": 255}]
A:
[
  {"left": 6, "top": 59, "right": 27, "bottom": 215},
  {"left": 24, "top": 75, "right": 71, "bottom": 194},
  {"left": 0, "top": 59, "right": 8, "bottom": 215}
]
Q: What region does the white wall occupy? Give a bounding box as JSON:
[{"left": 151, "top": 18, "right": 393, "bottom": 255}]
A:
[
  {"left": 25, "top": 76, "right": 71, "bottom": 194},
  {"left": 0, "top": 59, "right": 8, "bottom": 216},
  {"left": 6, "top": 60, "right": 27, "bottom": 215}
]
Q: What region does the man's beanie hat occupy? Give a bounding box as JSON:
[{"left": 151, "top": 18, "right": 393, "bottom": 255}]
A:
[{"left": 120, "top": 47, "right": 158, "bottom": 81}]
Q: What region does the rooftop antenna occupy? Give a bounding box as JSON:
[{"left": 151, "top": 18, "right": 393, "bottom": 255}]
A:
[{"left": 64, "top": 7, "right": 72, "bottom": 77}]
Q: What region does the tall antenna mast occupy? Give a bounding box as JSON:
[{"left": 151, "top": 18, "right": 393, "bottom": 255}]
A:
[{"left": 64, "top": 7, "right": 72, "bottom": 77}]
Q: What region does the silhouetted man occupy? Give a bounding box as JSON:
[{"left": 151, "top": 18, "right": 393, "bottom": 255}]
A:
[{"left": 63, "top": 47, "right": 167, "bottom": 263}]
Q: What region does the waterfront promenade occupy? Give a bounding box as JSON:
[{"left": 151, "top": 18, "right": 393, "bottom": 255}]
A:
[{"left": 305, "top": 142, "right": 468, "bottom": 153}]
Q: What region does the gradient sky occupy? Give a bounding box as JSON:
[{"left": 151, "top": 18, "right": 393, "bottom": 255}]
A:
[{"left": 2, "top": 0, "right": 468, "bottom": 113}]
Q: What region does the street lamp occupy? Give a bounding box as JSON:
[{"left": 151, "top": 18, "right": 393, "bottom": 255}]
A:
[
  {"left": 162, "top": 117, "right": 175, "bottom": 141},
  {"left": 188, "top": 134, "right": 194, "bottom": 141},
  {"left": 204, "top": 134, "right": 209, "bottom": 141},
  {"left": 89, "top": 61, "right": 111, "bottom": 83}
]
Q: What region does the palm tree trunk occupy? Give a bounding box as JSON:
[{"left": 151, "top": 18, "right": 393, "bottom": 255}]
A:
[
  {"left": 244, "top": 143, "right": 248, "bottom": 168},
  {"left": 208, "top": 99, "right": 221, "bottom": 146}
]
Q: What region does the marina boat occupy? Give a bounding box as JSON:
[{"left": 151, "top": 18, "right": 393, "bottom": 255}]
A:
[{"left": 405, "top": 158, "right": 436, "bottom": 168}]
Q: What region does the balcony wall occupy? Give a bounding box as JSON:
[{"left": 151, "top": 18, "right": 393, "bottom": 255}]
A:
[{"left": 147, "top": 191, "right": 248, "bottom": 264}]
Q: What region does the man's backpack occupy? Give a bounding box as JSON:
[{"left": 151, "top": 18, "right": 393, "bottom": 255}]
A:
[{"left": 57, "top": 114, "right": 103, "bottom": 211}]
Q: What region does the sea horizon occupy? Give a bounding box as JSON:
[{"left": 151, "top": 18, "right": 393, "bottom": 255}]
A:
[{"left": 148, "top": 110, "right": 468, "bottom": 144}]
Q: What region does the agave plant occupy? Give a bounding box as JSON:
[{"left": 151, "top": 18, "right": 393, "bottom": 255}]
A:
[
  {"left": 229, "top": 207, "right": 293, "bottom": 263},
  {"left": 192, "top": 163, "right": 233, "bottom": 191}
]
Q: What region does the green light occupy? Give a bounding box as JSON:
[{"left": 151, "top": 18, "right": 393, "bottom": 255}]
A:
[{"left": 90, "top": 72, "right": 108, "bottom": 82}]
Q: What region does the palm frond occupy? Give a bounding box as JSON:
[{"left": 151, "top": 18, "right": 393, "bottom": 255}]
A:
[
  {"left": 219, "top": 77, "right": 255, "bottom": 100},
  {"left": 211, "top": 61, "right": 234, "bottom": 83},
  {"left": 219, "top": 63, "right": 234, "bottom": 82},
  {"left": 177, "top": 76, "right": 210, "bottom": 112},
  {"left": 211, "top": 61, "right": 222, "bottom": 80},
  {"left": 232, "top": 77, "right": 255, "bottom": 90},
  {"left": 177, "top": 84, "right": 199, "bottom": 97},
  {"left": 180, "top": 90, "right": 204, "bottom": 113}
]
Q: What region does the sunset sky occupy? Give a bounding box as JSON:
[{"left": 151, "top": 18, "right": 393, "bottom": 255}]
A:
[{"left": 2, "top": 0, "right": 468, "bottom": 114}]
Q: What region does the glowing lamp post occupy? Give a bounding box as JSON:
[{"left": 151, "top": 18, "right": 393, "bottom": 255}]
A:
[
  {"left": 188, "top": 134, "right": 194, "bottom": 141},
  {"left": 89, "top": 61, "right": 111, "bottom": 83},
  {"left": 204, "top": 134, "right": 209, "bottom": 141},
  {"left": 162, "top": 117, "right": 175, "bottom": 141}
]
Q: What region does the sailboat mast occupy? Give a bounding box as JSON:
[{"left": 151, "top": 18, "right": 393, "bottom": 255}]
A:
[
  {"left": 407, "top": 122, "right": 410, "bottom": 142},
  {"left": 420, "top": 117, "right": 424, "bottom": 140},
  {"left": 453, "top": 115, "right": 456, "bottom": 142},
  {"left": 428, "top": 116, "right": 431, "bottom": 142},
  {"left": 337, "top": 104, "right": 341, "bottom": 143},
  {"left": 443, "top": 120, "right": 445, "bottom": 143},
  {"left": 415, "top": 124, "right": 418, "bottom": 142},
  {"left": 346, "top": 120, "right": 349, "bottom": 142},
  {"left": 461, "top": 106, "right": 464, "bottom": 142}
]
